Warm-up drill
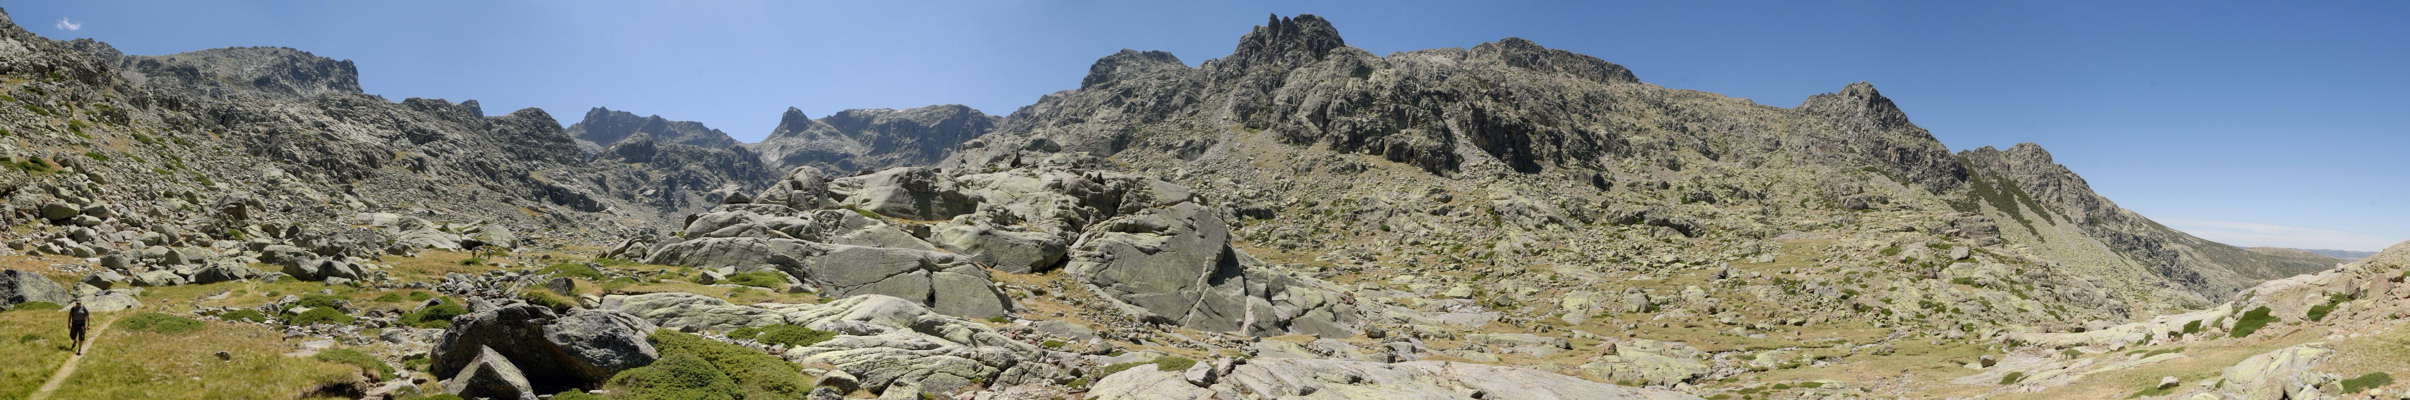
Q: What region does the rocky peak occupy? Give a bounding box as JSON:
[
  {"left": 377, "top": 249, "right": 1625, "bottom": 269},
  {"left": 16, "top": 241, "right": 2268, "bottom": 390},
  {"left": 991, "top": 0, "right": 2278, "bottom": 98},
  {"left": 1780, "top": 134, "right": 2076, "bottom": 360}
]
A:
[
  {"left": 566, "top": 107, "right": 740, "bottom": 150},
  {"left": 1467, "top": 37, "right": 1638, "bottom": 84},
  {"left": 1080, "top": 49, "right": 1188, "bottom": 89},
  {"left": 1797, "top": 82, "right": 1913, "bottom": 130},
  {"left": 1225, "top": 14, "right": 1346, "bottom": 71},
  {"left": 114, "top": 46, "right": 363, "bottom": 101},
  {"left": 770, "top": 107, "right": 827, "bottom": 137}
]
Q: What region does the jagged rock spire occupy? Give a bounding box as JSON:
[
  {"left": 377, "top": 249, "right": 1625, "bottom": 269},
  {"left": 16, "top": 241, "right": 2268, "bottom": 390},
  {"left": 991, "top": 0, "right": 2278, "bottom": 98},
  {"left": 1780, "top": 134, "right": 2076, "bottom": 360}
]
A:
[
  {"left": 1225, "top": 14, "right": 1346, "bottom": 71},
  {"left": 1798, "top": 82, "right": 1913, "bottom": 130}
]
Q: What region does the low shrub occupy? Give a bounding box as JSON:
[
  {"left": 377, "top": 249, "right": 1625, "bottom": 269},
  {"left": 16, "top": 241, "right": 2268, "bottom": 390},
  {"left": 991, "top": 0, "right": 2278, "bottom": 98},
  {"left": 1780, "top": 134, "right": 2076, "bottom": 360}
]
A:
[
  {"left": 2341, "top": 372, "right": 2393, "bottom": 393},
  {"left": 2229, "top": 306, "right": 2276, "bottom": 338},
  {"left": 219, "top": 309, "right": 270, "bottom": 323},
  {"left": 519, "top": 288, "right": 576, "bottom": 312},
  {"left": 723, "top": 271, "right": 786, "bottom": 289},
  {"left": 726, "top": 324, "right": 835, "bottom": 348},
  {"left": 539, "top": 262, "right": 607, "bottom": 281},
  {"left": 120, "top": 312, "right": 205, "bottom": 334},
  {"left": 607, "top": 329, "right": 813, "bottom": 399},
  {"left": 400, "top": 298, "right": 469, "bottom": 328},
  {"left": 1999, "top": 371, "right": 2026, "bottom": 385}
]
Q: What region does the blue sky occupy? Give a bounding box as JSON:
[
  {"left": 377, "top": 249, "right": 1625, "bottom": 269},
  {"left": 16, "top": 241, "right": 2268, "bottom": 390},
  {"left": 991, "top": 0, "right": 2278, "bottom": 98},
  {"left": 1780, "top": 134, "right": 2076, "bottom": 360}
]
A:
[{"left": 9, "top": 1, "right": 2405, "bottom": 251}]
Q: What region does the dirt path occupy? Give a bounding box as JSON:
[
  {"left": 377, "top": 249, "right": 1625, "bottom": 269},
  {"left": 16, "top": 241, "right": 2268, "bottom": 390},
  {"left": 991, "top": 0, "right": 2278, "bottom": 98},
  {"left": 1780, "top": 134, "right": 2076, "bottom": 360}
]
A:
[{"left": 28, "top": 315, "right": 115, "bottom": 400}]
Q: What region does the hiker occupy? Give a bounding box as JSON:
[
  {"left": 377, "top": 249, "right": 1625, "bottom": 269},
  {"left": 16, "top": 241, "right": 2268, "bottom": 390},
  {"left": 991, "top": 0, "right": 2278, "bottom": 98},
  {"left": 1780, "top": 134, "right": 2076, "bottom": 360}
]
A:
[{"left": 68, "top": 301, "right": 88, "bottom": 355}]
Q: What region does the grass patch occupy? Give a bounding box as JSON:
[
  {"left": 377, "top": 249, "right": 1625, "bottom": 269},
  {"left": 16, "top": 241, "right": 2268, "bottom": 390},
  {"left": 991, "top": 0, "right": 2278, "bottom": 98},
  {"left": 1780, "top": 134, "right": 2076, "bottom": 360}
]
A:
[
  {"left": 2229, "top": 306, "right": 2276, "bottom": 338},
  {"left": 723, "top": 271, "right": 787, "bottom": 289},
  {"left": 46, "top": 317, "right": 360, "bottom": 399},
  {"left": 519, "top": 288, "right": 577, "bottom": 312},
  {"left": 538, "top": 262, "right": 607, "bottom": 280},
  {"left": 725, "top": 324, "right": 834, "bottom": 348},
  {"left": 218, "top": 309, "right": 269, "bottom": 323},
  {"left": 119, "top": 312, "right": 204, "bottom": 334},
  {"left": 315, "top": 348, "right": 396, "bottom": 381},
  {"left": 8, "top": 301, "right": 61, "bottom": 311},
  {"left": 2000, "top": 371, "right": 2026, "bottom": 385},
  {"left": 0, "top": 311, "right": 74, "bottom": 398},
  {"left": 606, "top": 329, "right": 814, "bottom": 399},
  {"left": 2305, "top": 294, "right": 2348, "bottom": 322},
  {"left": 399, "top": 298, "right": 468, "bottom": 329},
  {"left": 2181, "top": 320, "right": 2202, "bottom": 335},
  {"left": 2341, "top": 372, "right": 2393, "bottom": 393},
  {"left": 1100, "top": 356, "right": 1200, "bottom": 377}
]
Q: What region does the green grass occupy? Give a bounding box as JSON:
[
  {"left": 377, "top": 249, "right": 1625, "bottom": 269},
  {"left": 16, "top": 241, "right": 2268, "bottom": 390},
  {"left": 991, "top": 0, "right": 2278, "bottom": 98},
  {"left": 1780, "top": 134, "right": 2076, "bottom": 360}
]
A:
[
  {"left": 46, "top": 317, "right": 359, "bottom": 399},
  {"left": 519, "top": 288, "right": 577, "bottom": 312},
  {"left": 218, "top": 309, "right": 269, "bottom": 323},
  {"left": 1099, "top": 356, "right": 1199, "bottom": 377},
  {"left": 315, "top": 348, "right": 396, "bottom": 381},
  {"left": 82, "top": 151, "right": 108, "bottom": 161},
  {"left": 539, "top": 262, "right": 608, "bottom": 280},
  {"left": 0, "top": 311, "right": 75, "bottom": 399},
  {"left": 722, "top": 271, "right": 787, "bottom": 289},
  {"left": 1999, "top": 371, "right": 2026, "bottom": 385},
  {"left": 9, "top": 301, "right": 61, "bottom": 311},
  {"left": 605, "top": 329, "right": 814, "bottom": 400},
  {"left": 2305, "top": 294, "right": 2349, "bottom": 322},
  {"left": 725, "top": 324, "right": 834, "bottom": 348},
  {"left": 1042, "top": 339, "right": 1066, "bottom": 349},
  {"left": 399, "top": 298, "right": 468, "bottom": 328},
  {"left": 2181, "top": 320, "right": 2202, "bottom": 335},
  {"left": 2341, "top": 372, "right": 2393, "bottom": 393},
  {"left": 119, "top": 312, "right": 204, "bottom": 334},
  {"left": 2229, "top": 306, "right": 2276, "bottom": 338}
]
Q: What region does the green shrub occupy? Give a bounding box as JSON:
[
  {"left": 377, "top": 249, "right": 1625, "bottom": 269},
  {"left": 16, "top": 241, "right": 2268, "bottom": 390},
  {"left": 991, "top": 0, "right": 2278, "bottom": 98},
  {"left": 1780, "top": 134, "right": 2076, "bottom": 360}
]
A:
[
  {"left": 1041, "top": 340, "right": 1066, "bottom": 349},
  {"left": 219, "top": 309, "right": 269, "bottom": 323},
  {"left": 373, "top": 293, "right": 405, "bottom": 303},
  {"left": 2181, "top": 320, "right": 2202, "bottom": 335},
  {"left": 2230, "top": 306, "right": 2276, "bottom": 338},
  {"left": 723, "top": 271, "right": 786, "bottom": 289},
  {"left": 2306, "top": 294, "right": 2350, "bottom": 322},
  {"left": 121, "top": 312, "right": 205, "bottom": 334},
  {"left": 610, "top": 353, "right": 738, "bottom": 400},
  {"left": 1999, "top": 371, "right": 2026, "bottom": 385},
  {"left": 1100, "top": 356, "right": 1199, "bottom": 377},
  {"left": 288, "top": 307, "right": 356, "bottom": 325},
  {"left": 2341, "top": 372, "right": 2394, "bottom": 393},
  {"left": 9, "top": 301, "right": 61, "bottom": 311},
  {"left": 539, "top": 262, "right": 607, "bottom": 280},
  {"left": 400, "top": 298, "right": 469, "bottom": 328},
  {"left": 1154, "top": 356, "right": 1196, "bottom": 372},
  {"left": 408, "top": 291, "right": 435, "bottom": 301},
  {"left": 315, "top": 348, "right": 396, "bottom": 380},
  {"left": 519, "top": 288, "right": 576, "bottom": 312},
  {"left": 608, "top": 329, "right": 812, "bottom": 399},
  {"left": 19, "top": 333, "right": 42, "bottom": 343},
  {"left": 459, "top": 258, "right": 485, "bottom": 266},
  {"left": 1949, "top": 277, "right": 1978, "bottom": 286},
  {"left": 82, "top": 151, "right": 107, "bottom": 161},
  {"left": 550, "top": 390, "right": 607, "bottom": 400},
  {"left": 293, "top": 294, "right": 351, "bottom": 311},
  {"left": 726, "top": 324, "right": 835, "bottom": 348}
]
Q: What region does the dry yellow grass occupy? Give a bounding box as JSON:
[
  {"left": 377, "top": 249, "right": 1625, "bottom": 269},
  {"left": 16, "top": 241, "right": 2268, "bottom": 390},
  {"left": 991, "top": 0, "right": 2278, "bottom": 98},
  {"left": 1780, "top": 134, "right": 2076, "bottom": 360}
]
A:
[
  {"left": 46, "top": 317, "right": 360, "bottom": 399},
  {"left": 0, "top": 310, "right": 77, "bottom": 399}
]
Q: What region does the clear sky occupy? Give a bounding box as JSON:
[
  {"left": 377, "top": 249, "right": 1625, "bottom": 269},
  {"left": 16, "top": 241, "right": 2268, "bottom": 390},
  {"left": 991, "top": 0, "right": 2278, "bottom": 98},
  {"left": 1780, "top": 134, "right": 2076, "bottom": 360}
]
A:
[{"left": 8, "top": 1, "right": 2405, "bottom": 251}]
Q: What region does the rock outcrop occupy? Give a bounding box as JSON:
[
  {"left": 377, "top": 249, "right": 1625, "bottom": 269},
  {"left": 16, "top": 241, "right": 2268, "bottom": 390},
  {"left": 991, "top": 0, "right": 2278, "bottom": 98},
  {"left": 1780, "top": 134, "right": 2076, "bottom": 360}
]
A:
[
  {"left": 431, "top": 304, "right": 660, "bottom": 394},
  {"left": 751, "top": 105, "right": 997, "bottom": 175}
]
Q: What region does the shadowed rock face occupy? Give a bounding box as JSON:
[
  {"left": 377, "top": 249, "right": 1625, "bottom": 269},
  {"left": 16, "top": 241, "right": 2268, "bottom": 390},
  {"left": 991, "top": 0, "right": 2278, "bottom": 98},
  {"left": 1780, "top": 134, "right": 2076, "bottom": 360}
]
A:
[
  {"left": 751, "top": 105, "right": 998, "bottom": 176},
  {"left": 568, "top": 107, "right": 743, "bottom": 150},
  {"left": 75, "top": 42, "right": 363, "bottom": 101}
]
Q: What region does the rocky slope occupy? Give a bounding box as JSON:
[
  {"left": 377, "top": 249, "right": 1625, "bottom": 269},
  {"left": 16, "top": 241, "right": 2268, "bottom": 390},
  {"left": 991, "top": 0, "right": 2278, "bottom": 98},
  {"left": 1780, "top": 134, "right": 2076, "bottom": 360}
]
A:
[
  {"left": 565, "top": 106, "right": 744, "bottom": 151},
  {"left": 751, "top": 104, "right": 996, "bottom": 175},
  {"left": 0, "top": 7, "right": 2390, "bottom": 400}
]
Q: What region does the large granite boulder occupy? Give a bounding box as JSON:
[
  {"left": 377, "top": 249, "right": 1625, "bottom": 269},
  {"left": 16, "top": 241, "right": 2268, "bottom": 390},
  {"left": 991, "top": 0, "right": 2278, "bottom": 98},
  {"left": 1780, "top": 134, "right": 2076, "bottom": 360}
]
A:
[
  {"left": 0, "top": 269, "right": 71, "bottom": 308},
  {"left": 648, "top": 237, "right": 1010, "bottom": 319},
  {"left": 602, "top": 293, "right": 1045, "bottom": 395},
  {"left": 1067, "top": 203, "right": 1360, "bottom": 337},
  {"left": 443, "top": 346, "right": 536, "bottom": 400},
  {"left": 431, "top": 304, "right": 658, "bottom": 393}
]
